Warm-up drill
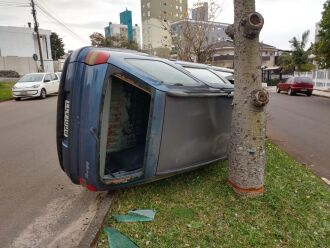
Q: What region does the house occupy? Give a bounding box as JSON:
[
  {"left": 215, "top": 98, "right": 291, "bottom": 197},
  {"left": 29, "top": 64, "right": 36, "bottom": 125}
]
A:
[{"left": 0, "top": 25, "right": 54, "bottom": 75}]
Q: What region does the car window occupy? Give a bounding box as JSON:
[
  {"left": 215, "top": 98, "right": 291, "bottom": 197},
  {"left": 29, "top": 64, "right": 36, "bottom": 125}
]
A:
[
  {"left": 44, "top": 74, "right": 51, "bottom": 82},
  {"left": 295, "top": 77, "right": 313, "bottom": 83},
  {"left": 51, "top": 73, "right": 58, "bottom": 80},
  {"left": 18, "top": 74, "right": 44, "bottom": 83},
  {"left": 183, "top": 67, "right": 232, "bottom": 89},
  {"left": 214, "top": 70, "right": 233, "bottom": 78},
  {"left": 126, "top": 59, "right": 202, "bottom": 86}
]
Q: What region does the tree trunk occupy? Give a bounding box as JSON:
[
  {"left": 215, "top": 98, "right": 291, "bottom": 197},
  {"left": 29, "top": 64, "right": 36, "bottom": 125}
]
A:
[{"left": 226, "top": 0, "right": 268, "bottom": 197}]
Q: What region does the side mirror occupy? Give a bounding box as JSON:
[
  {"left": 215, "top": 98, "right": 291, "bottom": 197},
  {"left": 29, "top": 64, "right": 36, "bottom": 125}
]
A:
[{"left": 44, "top": 79, "right": 51, "bottom": 83}]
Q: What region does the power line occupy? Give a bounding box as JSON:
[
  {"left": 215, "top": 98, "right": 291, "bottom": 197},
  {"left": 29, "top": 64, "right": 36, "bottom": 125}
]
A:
[{"left": 34, "top": 0, "right": 89, "bottom": 44}]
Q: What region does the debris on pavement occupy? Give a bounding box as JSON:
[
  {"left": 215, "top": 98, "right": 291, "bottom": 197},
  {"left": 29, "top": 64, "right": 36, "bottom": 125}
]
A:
[
  {"left": 113, "top": 209, "right": 156, "bottom": 223},
  {"left": 104, "top": 227, "right": 139, "bottom": 248}
]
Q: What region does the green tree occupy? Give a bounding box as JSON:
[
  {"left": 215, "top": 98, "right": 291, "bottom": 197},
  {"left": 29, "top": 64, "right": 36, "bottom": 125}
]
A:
[
  {"left": 89, "top": 32, "right": 139, "bottom": 50},
  {"left": 278, "top": 52, "right": 295, "bottom": 74},
  {"left": 289, "top": 30, "right": 313, "bottom": 71},
  {"left": 315, "top": 0, "right": 330, "bottom": 68},
  {"left": 50, "top": 32, "right": 65, "bottom": 60}
]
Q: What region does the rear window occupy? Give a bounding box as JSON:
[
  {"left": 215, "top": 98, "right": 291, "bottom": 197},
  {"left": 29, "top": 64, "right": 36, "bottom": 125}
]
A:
[
  {"left": 126, "top": 59, "right": 202, "bottom": 86},
  {"left": 183, "top": 67, "right": 233, "bottom": 89},
  {"left": 295, "top": 77, "right": 313, "bottom": 83}
]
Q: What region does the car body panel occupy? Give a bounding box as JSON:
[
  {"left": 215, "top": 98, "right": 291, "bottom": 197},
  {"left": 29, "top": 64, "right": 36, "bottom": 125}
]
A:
[{"left": 277, "top": 77, "right": 314, "bottom": 95}]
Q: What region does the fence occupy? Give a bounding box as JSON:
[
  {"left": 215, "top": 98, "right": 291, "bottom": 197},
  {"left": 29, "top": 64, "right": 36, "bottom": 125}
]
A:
[{"left": 294, "top": 69, "right": 330, "bottom": 90}]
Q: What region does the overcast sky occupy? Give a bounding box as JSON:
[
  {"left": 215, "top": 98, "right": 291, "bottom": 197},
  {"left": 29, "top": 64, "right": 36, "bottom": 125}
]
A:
[{"left": 0, "top": 0, "right": 325, "bottom": 52}]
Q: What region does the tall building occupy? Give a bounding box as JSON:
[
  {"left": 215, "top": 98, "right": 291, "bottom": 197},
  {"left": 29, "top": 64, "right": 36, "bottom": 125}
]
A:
[
  {"left": 192, "top": 2, "right": 208, "bottom": 22},
  {"left": 141, "top": 0, "right": 188, "bottom": 57},
  {"left": 104, "top": 22, "right": 141, "bottom": 48},
  {"left": 120, "top": 9, "right": 133, "bottom": 42}
]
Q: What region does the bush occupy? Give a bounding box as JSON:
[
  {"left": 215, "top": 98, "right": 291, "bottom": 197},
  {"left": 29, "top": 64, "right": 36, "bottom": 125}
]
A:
[{"left": 0, "top": 70, "right": 20, "bottom": 78}]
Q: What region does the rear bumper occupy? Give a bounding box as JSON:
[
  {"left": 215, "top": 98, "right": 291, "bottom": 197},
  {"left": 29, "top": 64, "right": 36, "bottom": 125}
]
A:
[
  {"left": 291, "top": 88, "right": 313, "bottom": 93},
  {"left": 12, "top": 89, "right": 40, "bottom": 97}
]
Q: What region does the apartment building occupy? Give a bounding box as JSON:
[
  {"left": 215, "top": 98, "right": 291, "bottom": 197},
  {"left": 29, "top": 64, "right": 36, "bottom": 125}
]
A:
[{"left": 141, "top": 0, "right": 188, "bottom": 57}]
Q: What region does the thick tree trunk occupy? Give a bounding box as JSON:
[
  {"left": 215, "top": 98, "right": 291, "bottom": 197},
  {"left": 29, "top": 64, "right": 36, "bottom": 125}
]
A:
[{"left": 226, "top": 0, "right": 268, "bottom": 197}]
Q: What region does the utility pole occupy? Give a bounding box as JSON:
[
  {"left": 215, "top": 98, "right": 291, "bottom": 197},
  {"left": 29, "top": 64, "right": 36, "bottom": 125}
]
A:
[{"left": 31, "top": 0, "right": 44, "bottom": 72}]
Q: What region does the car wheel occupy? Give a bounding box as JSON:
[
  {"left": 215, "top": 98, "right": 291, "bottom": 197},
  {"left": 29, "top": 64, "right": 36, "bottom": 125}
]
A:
[
  {"left": 276, "top": 87, "right": 281, "bottom": 93},
  {"left": 288, "top": 88, "right": 294, "bottom": 96},
  {"left": 306, "top": 92, "right": 312, "bottom": 96},
  {"left": 14, "top": 97, "right": 21, "bottom": 101},
  {"left": 40, "top": 89, "right": 47, "bottom": 99}
]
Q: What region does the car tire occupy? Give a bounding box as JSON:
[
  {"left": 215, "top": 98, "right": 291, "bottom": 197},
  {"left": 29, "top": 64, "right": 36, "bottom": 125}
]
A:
[
  {"left": 306, "top": 92, "right": 312, "bottom": 96},
  {"left": 276, "top": 87, "right": 281, "bottom": 93},
  {"left": 288, "top": 88, "right": 294, "bottom": 96},
  {"left": 14, "top": 97, "right": 21, "bottom": 101},
  {"left": 40, "top": 89, "right": 47, "bottom": 99}
]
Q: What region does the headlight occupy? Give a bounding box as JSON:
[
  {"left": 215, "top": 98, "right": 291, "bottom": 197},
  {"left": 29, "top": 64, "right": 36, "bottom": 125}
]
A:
[
  {"left": 32, "top": 84, "right": 40, "bottom": 88},
  {"left": 12, "top": 85, "right": 17, "bottom": 89}
]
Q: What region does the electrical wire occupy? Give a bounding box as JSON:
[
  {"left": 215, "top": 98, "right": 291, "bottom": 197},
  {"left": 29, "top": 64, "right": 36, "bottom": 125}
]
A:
[{"left": 34, "top": 0, "right": 89, "bottom": 44}]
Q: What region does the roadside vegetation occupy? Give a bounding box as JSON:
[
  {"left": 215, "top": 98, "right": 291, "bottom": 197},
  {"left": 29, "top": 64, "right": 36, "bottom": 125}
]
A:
[
  {"left": 0, "top": 82, "right": 15, "bottom": 101},
  {"left": 97, "top": 141, "right": 329, "bottom": 248}
]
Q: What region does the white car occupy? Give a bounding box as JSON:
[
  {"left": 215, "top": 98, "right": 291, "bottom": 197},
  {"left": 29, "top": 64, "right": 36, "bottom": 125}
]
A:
[{"left": 12, "top": 72, "right": 60, "bottom": 100}]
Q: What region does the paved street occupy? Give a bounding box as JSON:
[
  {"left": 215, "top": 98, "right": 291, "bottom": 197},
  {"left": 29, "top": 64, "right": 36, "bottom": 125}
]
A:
[
  {"left": 267, "top": 92, "right": 330, "bottom": 179},
  {"left": 0, "top": 96, "right": 101, "bottom": 248}
]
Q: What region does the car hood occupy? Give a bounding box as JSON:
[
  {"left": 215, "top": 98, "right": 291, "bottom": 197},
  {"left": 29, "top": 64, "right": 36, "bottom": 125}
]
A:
[{"left": 14, "top": 82, "right": 42, "bottom": 88}]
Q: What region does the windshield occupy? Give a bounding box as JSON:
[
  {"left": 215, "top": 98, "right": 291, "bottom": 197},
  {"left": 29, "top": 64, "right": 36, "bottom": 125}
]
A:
[
  {"left": 18, "top": 74, "right": 44, "bottom": 83},
  {"left": 295, "top": 77, "right": 313, "bottom": 83},
  {"left": 183, "top": 67, "right": 233, "bottom": 89},
  {"left": 126, "top": 59, "right": 202, "bottom": 86}
]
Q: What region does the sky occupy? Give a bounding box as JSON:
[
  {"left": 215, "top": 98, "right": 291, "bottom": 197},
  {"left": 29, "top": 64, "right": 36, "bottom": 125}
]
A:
[{"left": 0, "top": 0, "right": 325, "bottom": 52}]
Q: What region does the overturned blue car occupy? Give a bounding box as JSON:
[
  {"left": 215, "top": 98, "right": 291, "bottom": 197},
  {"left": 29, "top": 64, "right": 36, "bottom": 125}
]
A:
[{"left": 56, "top": 47, "right": 234, "bottom": 191}]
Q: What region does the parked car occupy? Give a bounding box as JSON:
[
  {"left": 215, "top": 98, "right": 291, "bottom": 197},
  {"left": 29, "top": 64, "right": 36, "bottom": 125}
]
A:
[
  {"left": 56, "top": 47, "right": 234, "bottom": 191},
  {"left": 175, "top": 61, "right": 234, "bottom": 91},
  {"left": 277, "top": 76, "right": 314, "bottom": 96},
  {"left": 211, "top": 66, "right": 235, "bottom": 84},
  {"left": 12, "top": 72, "right": 60, "bottom": 100}
]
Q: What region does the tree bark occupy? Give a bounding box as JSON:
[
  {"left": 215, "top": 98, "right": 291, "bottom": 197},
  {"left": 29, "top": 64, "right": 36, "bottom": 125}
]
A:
[{"left": 226, "top": 0, "right": 268, "bottom": 197}]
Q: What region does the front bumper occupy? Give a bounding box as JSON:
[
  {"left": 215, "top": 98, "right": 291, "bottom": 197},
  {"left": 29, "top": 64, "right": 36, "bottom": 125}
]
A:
[{"left": 12, "top": 89, "right": 40, "bottom": 98}]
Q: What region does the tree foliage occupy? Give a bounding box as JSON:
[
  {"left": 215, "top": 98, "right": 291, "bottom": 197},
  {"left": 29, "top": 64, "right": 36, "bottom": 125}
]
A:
[
  {"left": 314, "top": 0, "right": 330, "bottom": 68},
  {"left": 50, "top": 32, "right": 65, "bottom": 60},
  {"left": 89, "top": 32, "right": 139, "bottom": 50},
  {"left": 278, "top": 31, "right": 314, "bottom": 72}
]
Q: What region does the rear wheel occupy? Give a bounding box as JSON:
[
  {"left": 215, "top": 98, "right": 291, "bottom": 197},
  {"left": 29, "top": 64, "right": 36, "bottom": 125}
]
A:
[
  {"left": 276, "top": 87, "right": 281, "bottom": 93},
  {"left": 14, "top": 97, "right": 21, "bottom": 101},
  {"left": 40, "top": 89, "right": 47, "bottom": 99},
  {"left": 288, "top": 88, "right": 294, "bottom": 96}
]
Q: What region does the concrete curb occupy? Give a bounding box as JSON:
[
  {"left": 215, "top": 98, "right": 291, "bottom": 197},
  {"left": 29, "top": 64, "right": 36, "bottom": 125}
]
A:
[{"left": 78, "top": 191, "right": 115, "bottom": 248}]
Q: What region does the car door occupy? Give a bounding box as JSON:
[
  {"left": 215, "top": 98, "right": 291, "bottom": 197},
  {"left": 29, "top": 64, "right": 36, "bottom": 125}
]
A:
[
  {"left": 43, "top": 74, "right": 53, "bottom": 93},
  {"left": 51, "top": 73, "right": 60, "bottom": 93},
  {"left": 282, "top": 77, "right": 291, "bottom": 91}
]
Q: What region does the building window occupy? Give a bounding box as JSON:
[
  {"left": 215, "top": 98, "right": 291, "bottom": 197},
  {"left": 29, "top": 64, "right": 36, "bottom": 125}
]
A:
[
  {"left": 147, "top": 2, "right": 150, "bottom": 8},
  {"left": 148, "top": 11, "right": 150, "bottom": 17}
]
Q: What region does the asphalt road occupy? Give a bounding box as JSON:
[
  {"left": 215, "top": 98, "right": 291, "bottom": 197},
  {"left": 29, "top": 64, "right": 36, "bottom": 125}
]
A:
[
  {"left": 0, "top": 96, "right": 101, "bottom": 248},
  {"left": 267, "top": 92, "right": 330, "bottom": 179}
]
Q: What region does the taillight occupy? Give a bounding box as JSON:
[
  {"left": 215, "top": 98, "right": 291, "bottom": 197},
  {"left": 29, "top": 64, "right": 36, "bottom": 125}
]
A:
[
  {"left": 85, "top": 50, "right": 110, "bottom": 65},
  {"left": 78, "top": 176, "right": 97, "bottom": 192}
]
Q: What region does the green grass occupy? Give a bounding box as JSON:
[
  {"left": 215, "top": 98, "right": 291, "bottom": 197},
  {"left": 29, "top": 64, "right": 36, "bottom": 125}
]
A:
[
  {"left": 0, "top": 82, "right": 15, "bottom": 101},
  {"left": 98, "top": 141, "right": 330, "bottom": 248}
]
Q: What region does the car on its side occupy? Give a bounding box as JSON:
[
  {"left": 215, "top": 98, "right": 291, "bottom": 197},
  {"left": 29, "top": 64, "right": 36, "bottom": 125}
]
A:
[
  {"left": 12, "top": 72, "right": 60, "bottom": 100},
  {"left": 277, "top": 76, "right": 314, "bottom": 96}
]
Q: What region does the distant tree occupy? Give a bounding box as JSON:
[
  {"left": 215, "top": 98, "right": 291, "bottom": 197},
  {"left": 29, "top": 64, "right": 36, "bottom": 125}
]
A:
[
  {"left": 90, "top": 32, "right": 106, "bottom": 47},
  {"left": 289, "top": 30, "right": 314, "bottom": 71},
  {"left": 50, "top": 32, "right": 65, "bottom": 60},
  {"left": 165, "top": 0, "right": 222, "bottom": 63},
  {"left": 89, "top": 32, "right": 139, "bottom": 50},
  {"left": 277, "top": 52, "right": 295, "bottom": 74},
  {"left": 315, "top": 0, "right": 330, "bottom": 68}
]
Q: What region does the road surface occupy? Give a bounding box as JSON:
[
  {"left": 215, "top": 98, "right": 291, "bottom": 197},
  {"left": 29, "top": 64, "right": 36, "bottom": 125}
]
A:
[
  {"left": 0, "top": 96, "right": 101, "bottom": 248},
  {"left": 267, "top": 92, "right": 330, "bottom": 179}
]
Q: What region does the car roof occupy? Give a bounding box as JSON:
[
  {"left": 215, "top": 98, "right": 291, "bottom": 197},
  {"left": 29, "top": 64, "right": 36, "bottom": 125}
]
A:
[
  {"left": 175, "top": 60, "right": 209, "bottom": 69},
  {"left": 210, "top": 66, "right": 234, "bottom": 73}
]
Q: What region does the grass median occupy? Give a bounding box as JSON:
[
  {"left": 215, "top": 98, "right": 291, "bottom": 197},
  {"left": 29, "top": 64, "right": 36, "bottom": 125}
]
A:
[
  {"left": 97, "top": 141, "right": 329, "bottom": 248},
  {"left": 0, "top": 82, "right": 15, "bottom": 101}
]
